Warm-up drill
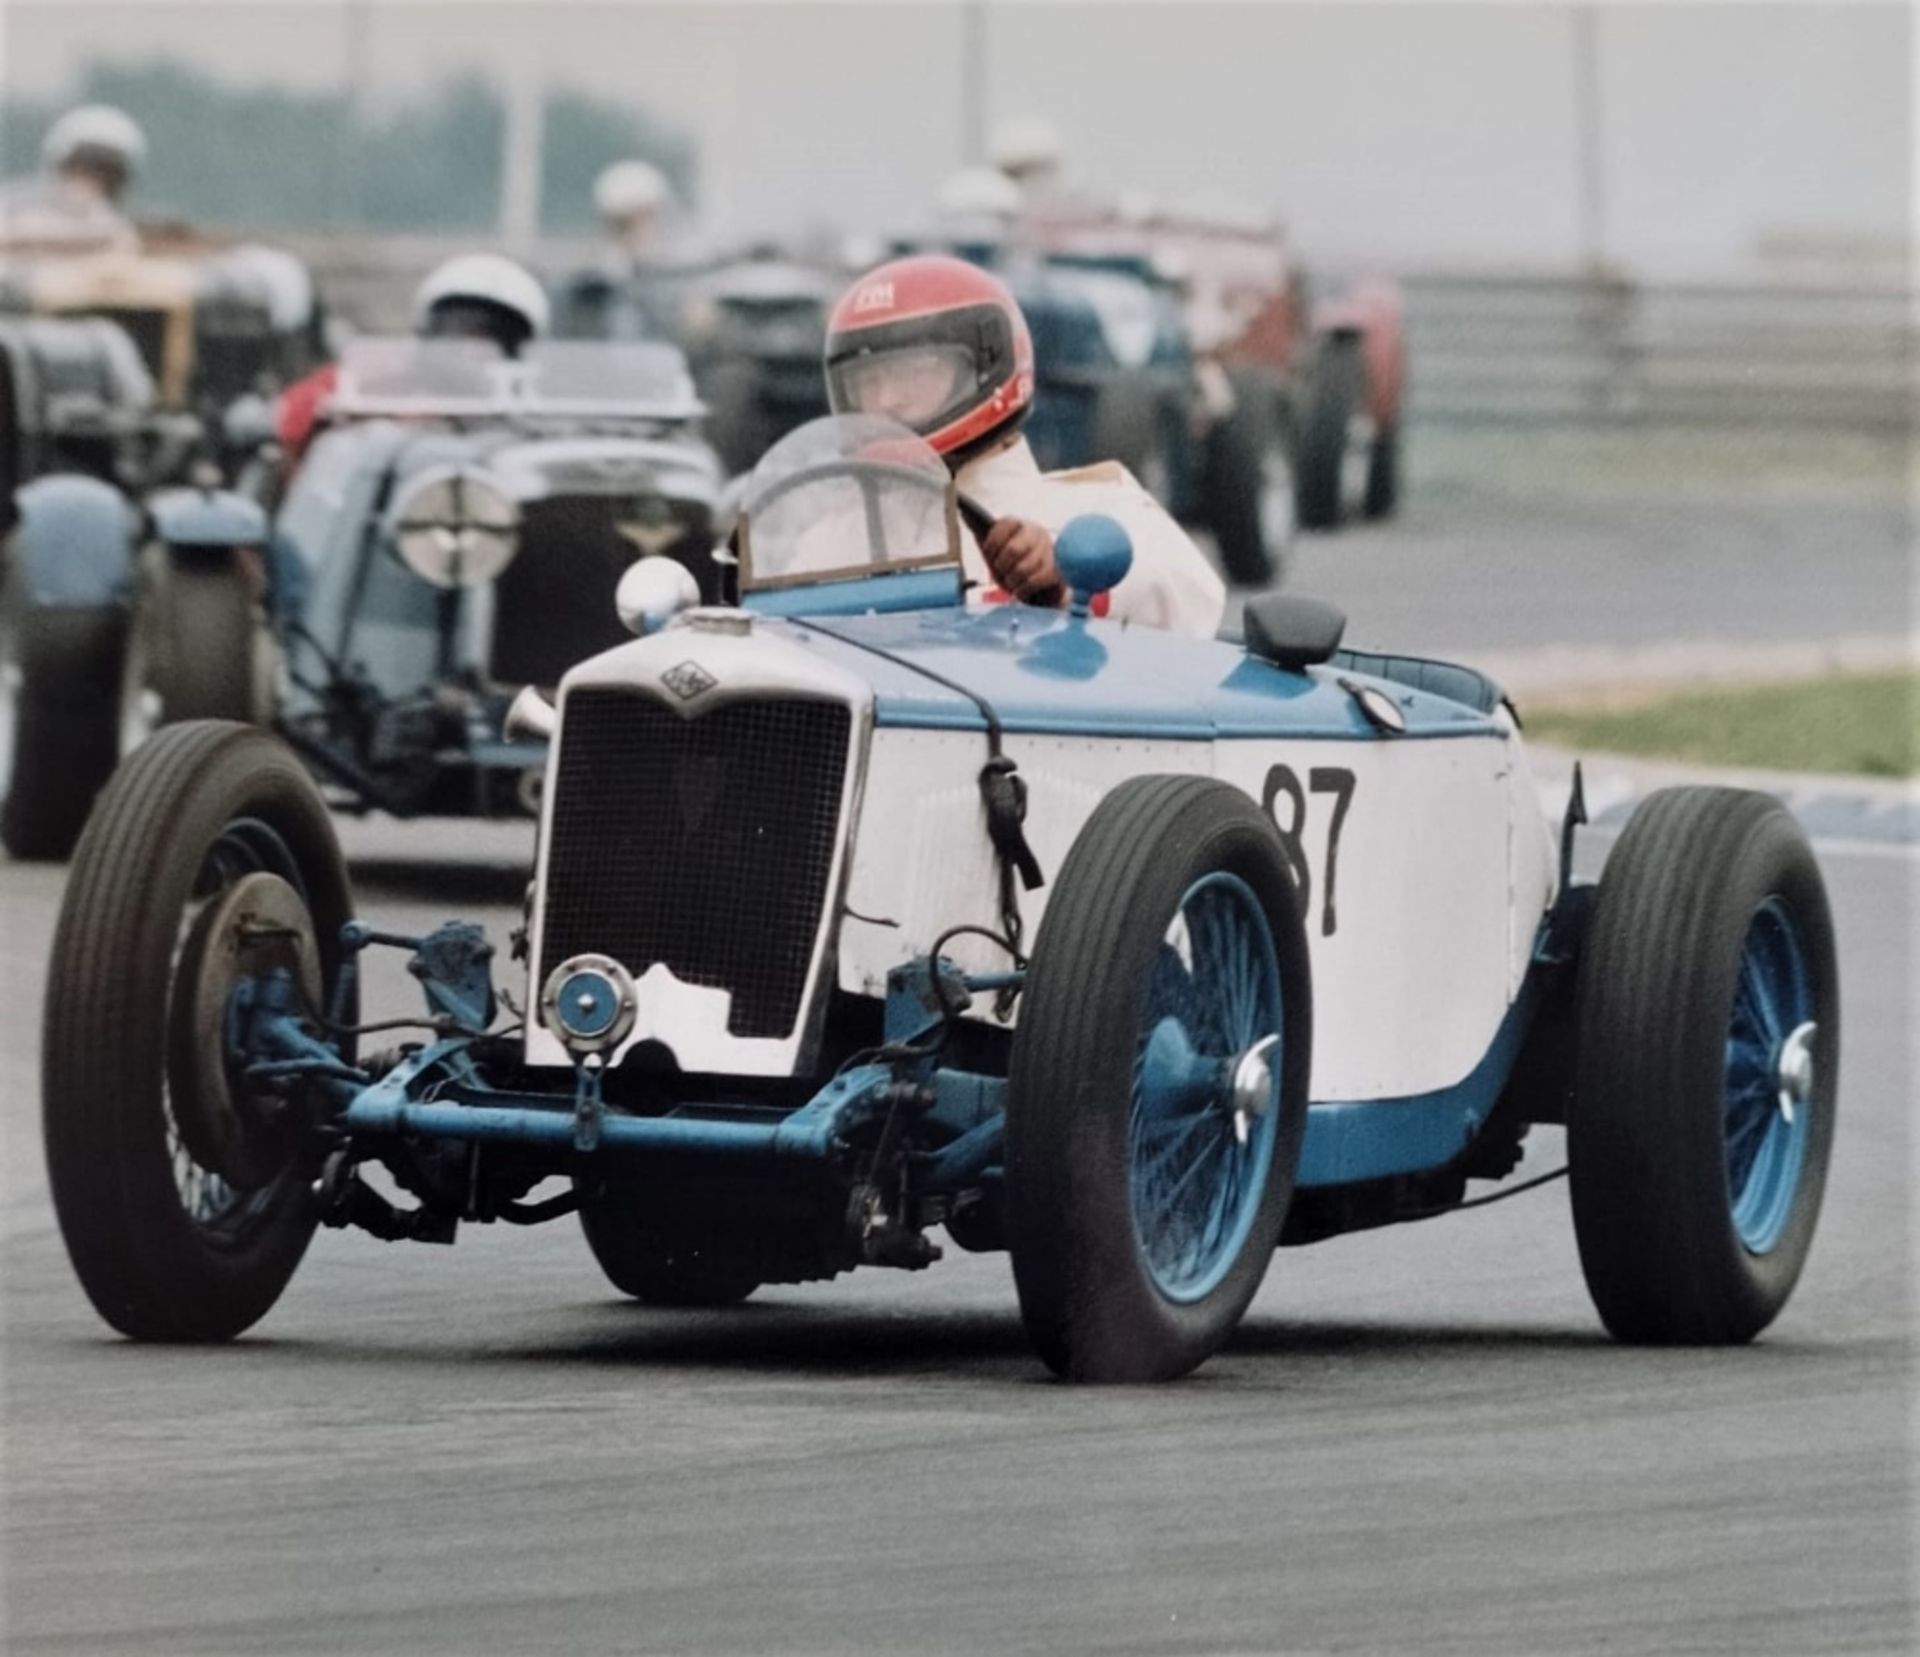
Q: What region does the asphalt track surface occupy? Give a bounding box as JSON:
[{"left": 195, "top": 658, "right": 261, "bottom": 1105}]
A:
[{"left": 3, "top": 432, "right": 1913, "bottom": 1655}]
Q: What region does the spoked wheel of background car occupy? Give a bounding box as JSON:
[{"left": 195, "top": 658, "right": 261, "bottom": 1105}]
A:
[
  {"left": 119, "top": 554, "right": 276, "bottom": 758},
  {"left": 1294, "top": 337, "right": 1366, "bottom": 531},
  {"left": 1006, "top": 775, "right": 1311, "bottom": 1382},
  {"left": 43, "top": 720, "right": 355, "bottom": 1341},
  {"left": 577, "top": 1187, "right": 762, "bottom": 1306},
  {"left": 1203, "top": 372, "right": 1294, "bottom": 588},
  {"left": 1568, "top": 786, "right": 1839, "bottom": 1346},
  {"left": 0, "top": 580, "right": 124, "bottom": 862}
]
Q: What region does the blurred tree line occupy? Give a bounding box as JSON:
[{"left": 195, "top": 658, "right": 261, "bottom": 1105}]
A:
[{"left": 0, "top": 60, "right": 696, "bottom": 233}]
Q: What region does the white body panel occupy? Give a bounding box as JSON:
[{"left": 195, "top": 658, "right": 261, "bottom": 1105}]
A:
[
  {"left": 843, "top": 722, "right": 1556, "bottom": 1103},
  {"left": 523, "top": 616, "right": 1559, "bottom": 1105}
]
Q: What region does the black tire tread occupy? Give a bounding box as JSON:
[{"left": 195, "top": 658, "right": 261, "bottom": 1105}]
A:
[
  {"left": 1295, "top": 341, "right": 1361, "bottom": 530},
  {"left": 1569, "top": 785, "right": 1838, "bottom": 1345},
  {"left": 1007, "top": 775, "right": 1310, "bottom": 1381},
  {"left": 2, "top": 605, "right": 124, "bottom": 861},
  {"left": 1203, "top": 371, "right": 1284, "bottom": 588},
  {"left": 44, "top": 720, "right": 351, "bottom": 1340}
]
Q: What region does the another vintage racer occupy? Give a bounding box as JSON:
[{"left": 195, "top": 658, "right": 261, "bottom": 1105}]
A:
[
  {"left": 0, "top": 333, "right": 725, "bottom": 858},
  {"left": 43, "top": 415, "right": 1838, "bottom": 1380},
  {"left": 261, "top": 334, "right": 723, "bottom": 819}
]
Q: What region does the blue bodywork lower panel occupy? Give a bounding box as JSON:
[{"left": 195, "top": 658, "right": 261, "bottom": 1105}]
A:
[{"left": 1295, "top": 988, "right": 1537, "bottom": 1187}]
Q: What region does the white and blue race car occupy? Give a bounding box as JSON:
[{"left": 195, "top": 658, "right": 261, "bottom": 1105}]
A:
[{"left": 42, "top": 415, "right": 1838, "bottom": 1381}]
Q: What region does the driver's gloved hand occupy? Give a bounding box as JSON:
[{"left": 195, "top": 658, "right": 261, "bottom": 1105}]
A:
[{"left": 979, "top": 517, "right": 1066, "bottom": 608}]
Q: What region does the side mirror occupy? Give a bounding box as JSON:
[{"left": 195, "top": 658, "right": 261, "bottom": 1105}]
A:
[{"left": 616, "top": 555, "right": 700, "bottom": 637}]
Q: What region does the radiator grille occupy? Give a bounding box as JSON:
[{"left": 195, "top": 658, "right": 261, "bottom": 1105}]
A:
[
  {"left": 490, "top": 495, "right": 709, "bottom": 688},
  {"left": 539, "top": 689, "right": 851, "bottom": 1041}
]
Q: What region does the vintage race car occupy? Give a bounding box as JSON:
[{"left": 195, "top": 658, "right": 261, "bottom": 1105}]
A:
[
  {"left": 1041, "top": 203, "right": 1408, "bottom": 533},
  {"left": 0, "top": 310, "right": 280, "bottom": 860},
  {"left": 42, "top": 415, "right": 1837, "bottom": 1381},
  {"left": 0, "top": 333, "right": 726, "bottom": 858},
  {"left": 553, "top": 250, "right": 839, "bottom": 480},
  {"left": 261, "top": 335, "right": 723, "bottom": 819}
]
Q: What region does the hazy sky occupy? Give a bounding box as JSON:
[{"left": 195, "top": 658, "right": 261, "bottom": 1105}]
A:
[{"left": 4, "top": 1, "right": 1911, "bottom": 275}]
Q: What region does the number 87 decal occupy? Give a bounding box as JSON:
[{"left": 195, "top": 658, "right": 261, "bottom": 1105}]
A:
[{"left": 1261, "top": 764, "right": 1356, "bottom": 937}]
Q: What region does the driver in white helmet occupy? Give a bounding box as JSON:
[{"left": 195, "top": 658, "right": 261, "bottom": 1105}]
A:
[
  {"left": 0, "top": 104, "right": 146, "bottom": 252},
  {"left": 44, "top": 103, "right": 146, "bottom": 205},
  {"left": 276, "top": 252, "right": 550, "bottom": 461},
  {"left": 410, "top": 252, "right": 551, "bottom": 356},
  {"left": 595, "top": 159, "right": 673, "bottom": 265}
]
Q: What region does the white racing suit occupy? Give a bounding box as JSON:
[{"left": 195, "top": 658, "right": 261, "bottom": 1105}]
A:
[{"left": 953, "top": 436, "right": 1225, "bottom": 638}]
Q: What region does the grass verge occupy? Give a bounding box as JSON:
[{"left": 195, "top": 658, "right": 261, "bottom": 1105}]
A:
[{"left": 1527, "top": 672, "right": 1917, "bottom": 778}]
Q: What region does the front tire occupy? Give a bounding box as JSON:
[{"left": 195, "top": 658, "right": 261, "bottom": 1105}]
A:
[
  {"left": 43, "top": 721, "right": 354, "bottom": 1340},
  {"left": 1006, "top": 775, "right": 1311, "bottom": 1381},
  {"left": 1295, "top": 339, "right": 1364, "bottom": 531},
  {"left": 1203, "top": 373, "right": 1291, "bottom": 588},
  {"left": 1568, "top": 787, "right": 1839, "bottom": 1344},
  {"left": 0, "top": 595, "right": 123, "bottom": 861}
]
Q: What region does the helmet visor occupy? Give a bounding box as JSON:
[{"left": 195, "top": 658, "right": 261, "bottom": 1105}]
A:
[{"left": 826, "top": 343, "right": 975, "bottom": 435}]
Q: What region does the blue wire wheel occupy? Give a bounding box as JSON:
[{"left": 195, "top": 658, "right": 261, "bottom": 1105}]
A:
[
  {"left": 1723, "top": 896, "right": 1817, "bottom": 1255},
  {"left": 1006, "top": 774, "right": 1309, "bottom": 1380},
  {"left": 1129, "top": 871, "right": 1284, "bottom": 1303}
]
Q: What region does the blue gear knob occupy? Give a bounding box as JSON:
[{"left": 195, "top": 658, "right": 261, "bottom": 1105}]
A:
[{"left": 1054, "top": 514, "right": 1133, "bottom": 617}]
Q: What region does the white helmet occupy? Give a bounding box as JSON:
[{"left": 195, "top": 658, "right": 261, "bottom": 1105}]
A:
[
  {"left": 936, "top": 166, "right": 1023, "bottom": 224},
  {"left": 594, "top": 159, "right": 670, "bottom": 222},
  {"left": 224, "top": 244, "right": 316, "bottom": 332},
  {"left": 989, "top": 115, "right": 1063, "bottom": 181},
  {"left": 43, "top": 104, "right": 147, "bottom": 179},
  {"left": 411, "top": 252, "right": 550, "bottom": 348}
]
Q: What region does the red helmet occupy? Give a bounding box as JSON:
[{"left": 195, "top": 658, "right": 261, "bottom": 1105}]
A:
[{"left": 824, "top": 255, "right": 1035, "bottom": 459}]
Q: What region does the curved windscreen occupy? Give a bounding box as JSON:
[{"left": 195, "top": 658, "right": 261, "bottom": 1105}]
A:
[
  {"left": 331, "top": 336, "right": 699, "bottom": 416},
  {"left": 739, "top": 413, "right": 957, "bottom": 590}
]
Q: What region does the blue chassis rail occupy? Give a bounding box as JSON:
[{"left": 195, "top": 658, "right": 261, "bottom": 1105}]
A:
[{"left": 251, "top": 922, "right": 1550, "bottom": 1198}]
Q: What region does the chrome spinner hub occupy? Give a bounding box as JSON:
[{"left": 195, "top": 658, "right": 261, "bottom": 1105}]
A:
[{"left": 1776, "top": 1021, "right": 1817, "bottom": 1125}]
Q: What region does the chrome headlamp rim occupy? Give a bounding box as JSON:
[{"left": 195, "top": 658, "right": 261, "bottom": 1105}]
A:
[
  {"left": 539, "top": 953, "right": 639, "bottom": 1055},
  {"left": 385, "top": 463, "right": 521, "bottom": 590}
]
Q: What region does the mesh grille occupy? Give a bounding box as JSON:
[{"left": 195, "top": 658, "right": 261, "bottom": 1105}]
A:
[
  {"left": 490, "top": 496, "right": 708, "bottom": 688},
  {"left": 92, "top": 308, "right": 168, "bottom": 386},
  {"left": 539, "top": 690, "right": 851, "bottom": 1041}
]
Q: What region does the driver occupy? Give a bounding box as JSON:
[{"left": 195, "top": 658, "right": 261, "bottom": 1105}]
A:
[
  {"left": 275, "top": 251, "right": 550, "bottom": 461},
  {"left": 822, "top": 255, "right": 1224, "bottom": 635},
  {"left": 1, "top": 104, "right": 145, "bottom": 251},
  {"left": 410, "top": 252, "right": 551, "bottom": 356}
]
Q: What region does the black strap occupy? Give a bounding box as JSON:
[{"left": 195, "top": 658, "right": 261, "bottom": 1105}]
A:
[{"left": 795, "top": 618, "right": 1045, "bottom": 959}]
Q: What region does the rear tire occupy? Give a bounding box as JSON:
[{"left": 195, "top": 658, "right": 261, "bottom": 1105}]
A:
[
  {"left": 1569, "top": 787, "right": 1838, "bottom": 1344},
  {"left": 43, "top": 721, "right": 354, "bottom": 1340},
  {"left": 120, "top": 556, "right": 274, "bottom": 757},
  {"left": 1006, "top": 775, "right": 1311, "bottom": 1381}
]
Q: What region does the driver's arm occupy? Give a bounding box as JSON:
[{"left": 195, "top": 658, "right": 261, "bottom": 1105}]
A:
[{"left": 979, "top": 517, "right": 1066, "bottom": 607}]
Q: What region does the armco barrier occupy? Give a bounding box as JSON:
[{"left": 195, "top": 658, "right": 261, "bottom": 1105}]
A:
[{"left": 1402, "top": 273, "right": 1913, "bottom": 431}]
